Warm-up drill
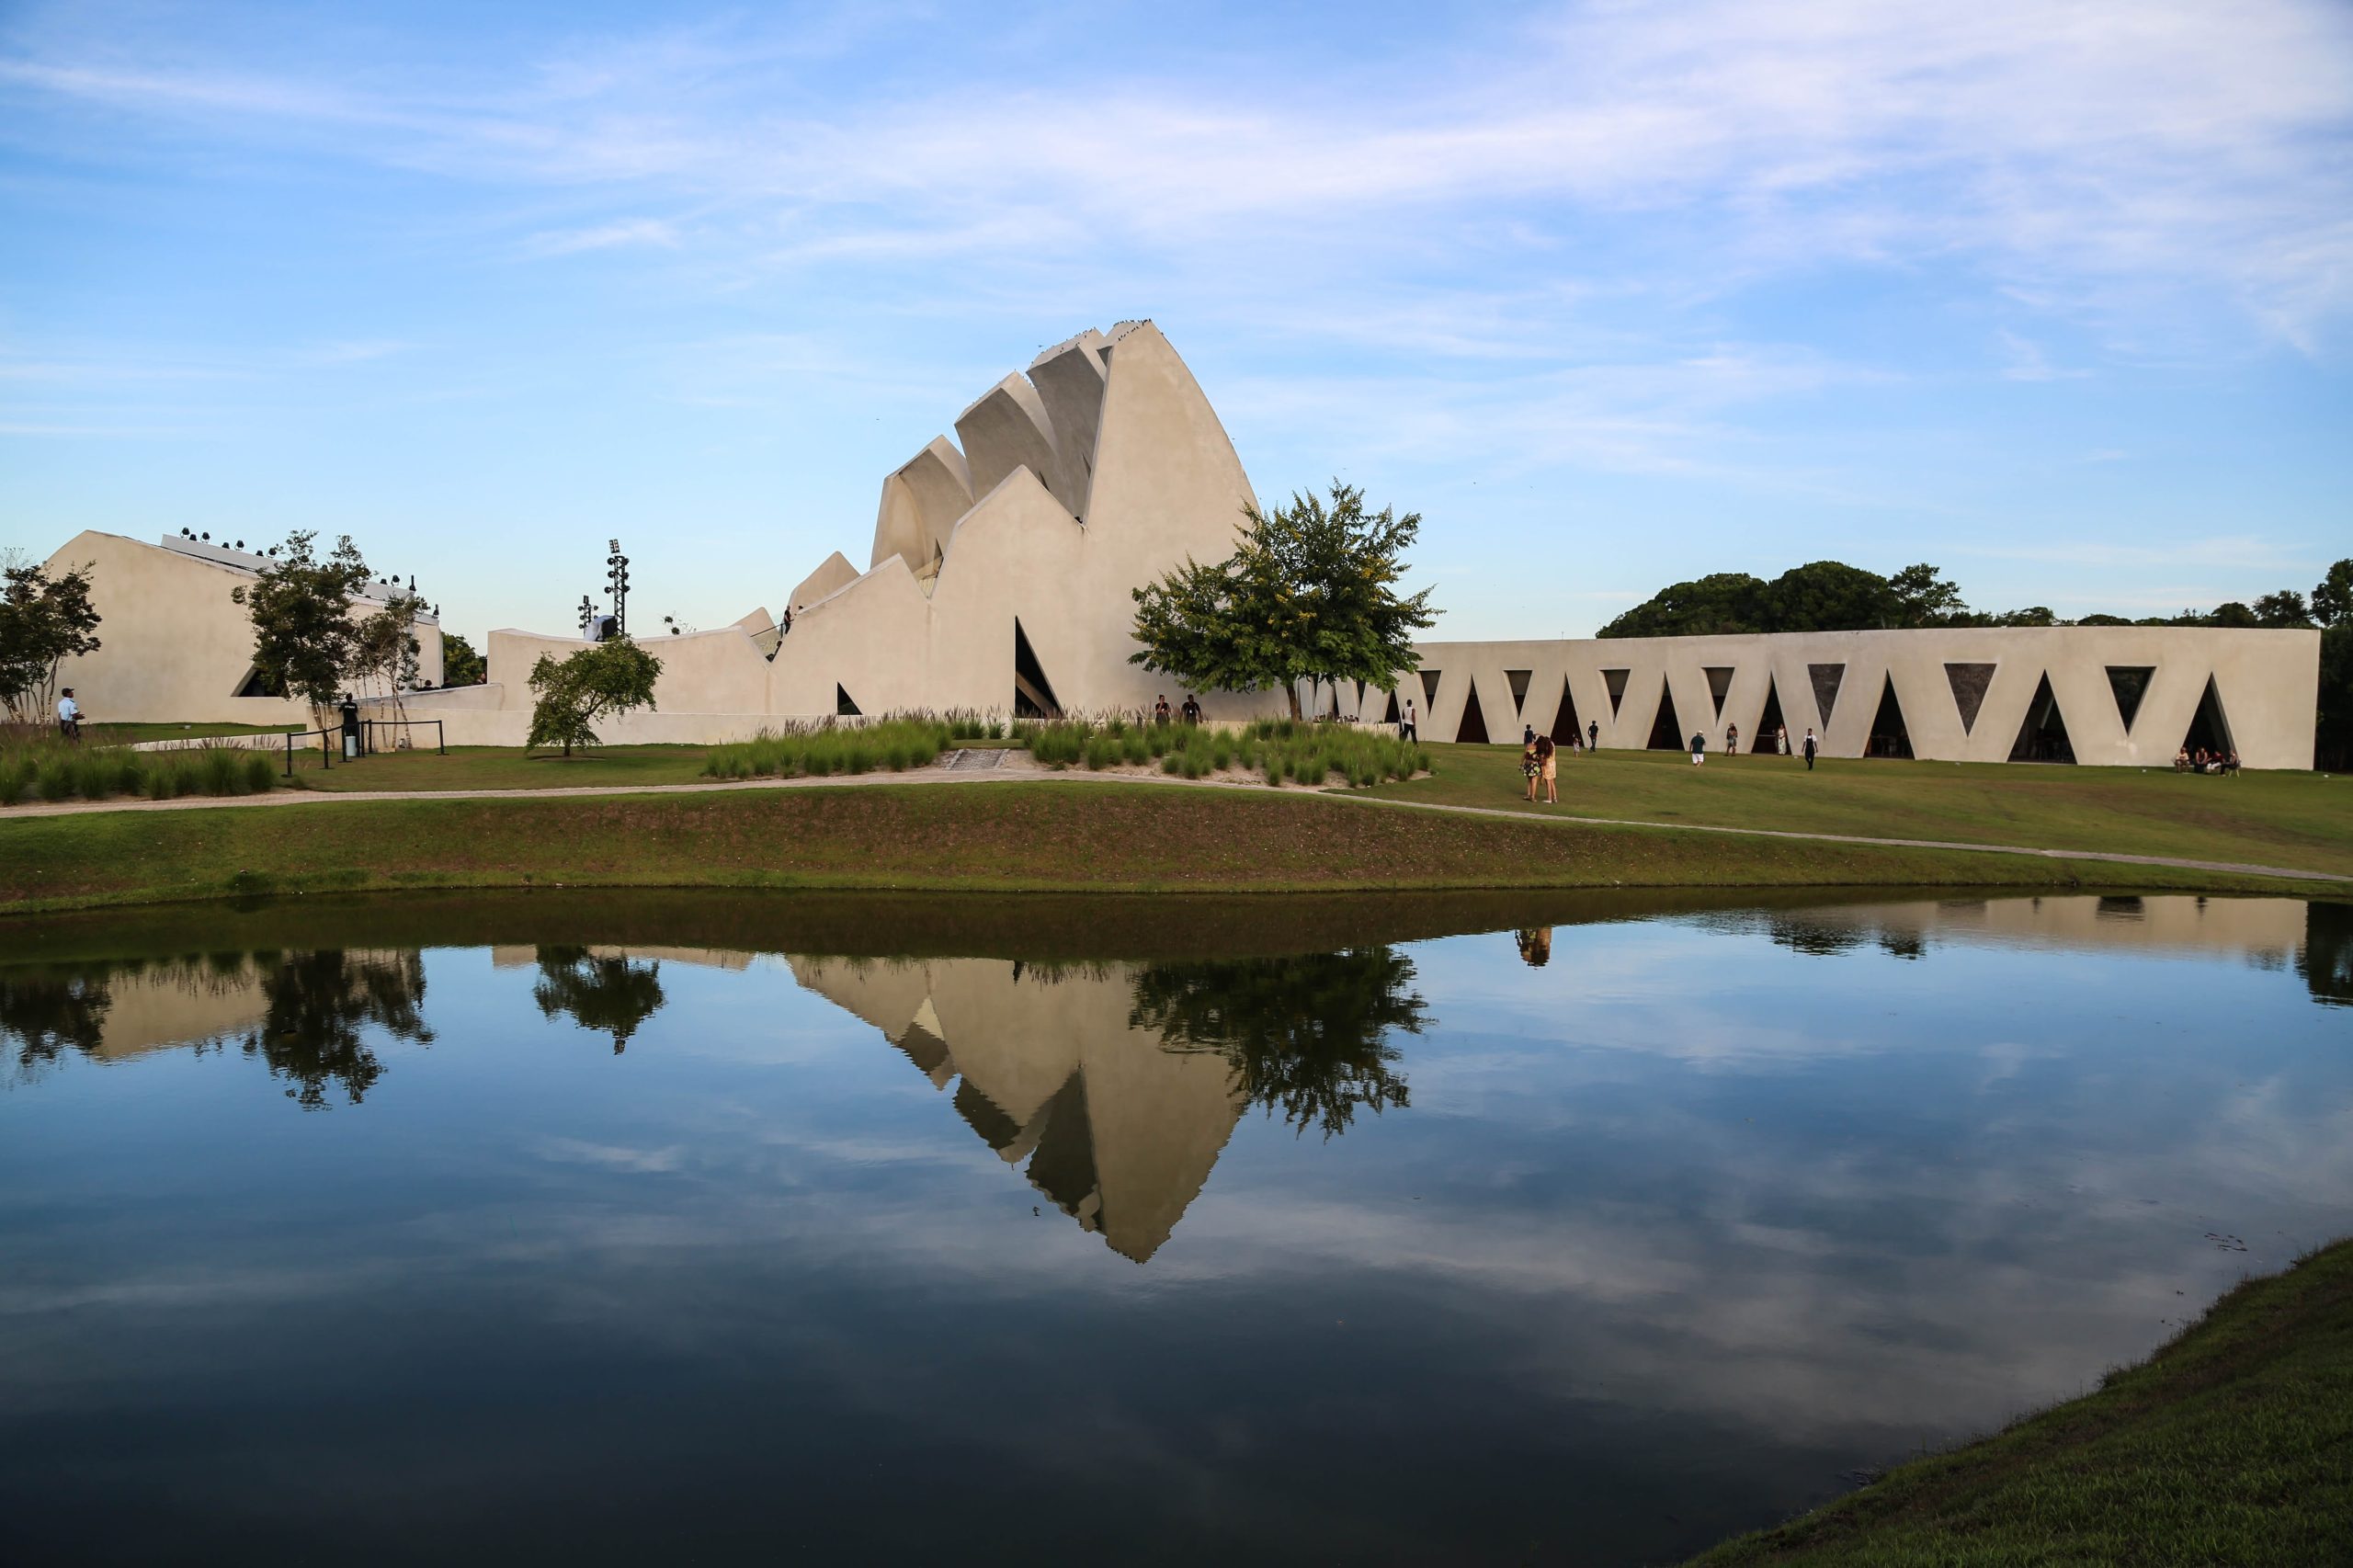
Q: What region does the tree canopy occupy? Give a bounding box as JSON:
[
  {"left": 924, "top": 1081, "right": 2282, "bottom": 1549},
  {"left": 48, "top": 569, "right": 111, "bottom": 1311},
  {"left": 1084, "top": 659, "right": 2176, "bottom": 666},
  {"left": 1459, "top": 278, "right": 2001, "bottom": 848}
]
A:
[
  {"left": 439, "top": 632, "right": 486, "bottom": 687},
  {"left": 527, "top": 637, "right": 664, "bottom": 756},
  {"left": 0, "top": 559, "right": 102, "bottom": 724},
  {"left": 233, "top": 531, "right": 371, "bottom": 726},
  {"left": 1131, "top": 482, "right": 1438, "bottom": 719}
]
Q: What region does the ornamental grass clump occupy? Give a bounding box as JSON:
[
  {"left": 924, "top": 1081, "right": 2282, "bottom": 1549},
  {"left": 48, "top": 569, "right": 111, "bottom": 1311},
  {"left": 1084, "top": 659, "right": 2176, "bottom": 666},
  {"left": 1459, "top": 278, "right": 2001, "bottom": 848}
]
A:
[
  {"left": 1014, "top": 710, "right": 1427, "bottom": 790},
  {"left": 699, "top": 716, "right": 959, "bottom": 781},
  {"left": 0, "top": 737, "right": 279, "bottom": 806}
]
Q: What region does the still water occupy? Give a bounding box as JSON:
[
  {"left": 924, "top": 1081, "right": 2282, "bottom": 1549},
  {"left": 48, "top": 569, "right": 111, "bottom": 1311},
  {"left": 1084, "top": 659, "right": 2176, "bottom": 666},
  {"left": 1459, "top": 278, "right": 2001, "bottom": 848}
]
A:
[{"left": 3, "top": 891, "right": 2348, "bottom": 1565}]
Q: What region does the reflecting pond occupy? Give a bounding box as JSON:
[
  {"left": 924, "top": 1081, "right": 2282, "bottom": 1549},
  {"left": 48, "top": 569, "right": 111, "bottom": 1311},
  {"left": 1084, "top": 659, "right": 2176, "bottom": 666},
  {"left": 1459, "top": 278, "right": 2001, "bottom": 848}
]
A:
[{"left": 3, "top": 891, "right": 2348, "bottom": 1565}]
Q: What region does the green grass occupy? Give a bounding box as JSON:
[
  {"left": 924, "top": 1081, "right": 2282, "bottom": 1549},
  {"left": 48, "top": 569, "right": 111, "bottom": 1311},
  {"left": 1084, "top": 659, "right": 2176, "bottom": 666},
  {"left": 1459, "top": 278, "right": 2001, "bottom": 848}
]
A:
[
  {"left": 1687, "top": 1236, "right": 2353, "bottom": 1567},
  {"left": 1366, "top": 744, "right": 2353, "bottom": 876},
  {"left": 292, "top": 743, "right": 719, "bottom": 791},
  {"left": 0, "top": 780, "right": 2329, "bottom": 915},
  {"left": 0, "top": 736, "right": 281, "bottom": 807},
  {"left": 1023, "top": 714, "right": 1428, "bottom": 786}
]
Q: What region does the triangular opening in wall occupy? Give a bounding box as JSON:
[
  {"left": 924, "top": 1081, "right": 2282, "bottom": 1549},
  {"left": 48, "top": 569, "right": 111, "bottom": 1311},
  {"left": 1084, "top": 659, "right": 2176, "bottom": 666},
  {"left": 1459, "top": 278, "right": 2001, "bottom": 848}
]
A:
[
  {"left": 1012, "top": 619, "right": 1062, "bottom": 719},
  {"left": 1381, "top": 687, "right": 1401, "bottom": 725},
  {"left": 1454, "top": 683, "right": 1490, "bottom": 744},
  {"left": 2007, "top": 673, "right": 2075, "bottom": 763},
  {"left": 1645, "top": 684, "right": 1689, "bottom": 750},
  {"left": 1946, "top": 663, "right": 1996, "bottom": 734},
  {"left": 1549, "top": 676, "right": 1584, "bottom": 745},
  {"left": 1505, "top": 668, "right": 1531, "bottom": 718},
  {"left": 2107, "top": 665, "right": 2154, "bottom": 733},
  {"left": 1753, "top": 678, "right": 1787, "bottom": 752},
  {"left": 836, "top": 684, "right": 862, "bottom": 718},
  {"left": 2177, "top": 675, "right": 2234, "bottom": 758},
  {"left": 233, "top": 665, "right": 283, "bottom": 698},
  {"left": 1025, "top": 1071, "right": 1099, "bottom": 1226},
  {"left": 1602, "top": 668, "right": 1630, "bottom": 718},
  {"left": 1420, "top": 669, "right": 1442, "bottom": 707},
  {"left": 1809, "top": 664, "right": 1846, "bottom": 727},
  {"left": 1703, "top": 665, "right": 1733, "bottom": 719},
  {"left": 1865, "top": 674, "right": 1915, "bottom": 758}
]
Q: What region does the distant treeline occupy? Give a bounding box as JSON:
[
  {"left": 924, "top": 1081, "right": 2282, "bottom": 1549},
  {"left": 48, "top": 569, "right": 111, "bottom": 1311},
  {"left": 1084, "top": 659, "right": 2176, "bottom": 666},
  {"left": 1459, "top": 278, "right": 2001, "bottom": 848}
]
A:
[{"left": 1599, "top": 558, "right": 2353, "bottom": 770}]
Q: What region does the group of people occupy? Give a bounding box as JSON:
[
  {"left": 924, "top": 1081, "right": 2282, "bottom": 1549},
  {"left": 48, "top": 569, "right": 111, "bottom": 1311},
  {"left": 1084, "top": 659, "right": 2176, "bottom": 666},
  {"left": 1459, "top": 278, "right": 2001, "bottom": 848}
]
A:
[
  {"left": 1524, "top": 718, "right": 1824, "bottom": 781},
  {"left": 2177, "top": 745, "right": 2241, "bottom": 776},
  {"left": 1151, "top": 693, "right": 1205, "bottom": 725}
]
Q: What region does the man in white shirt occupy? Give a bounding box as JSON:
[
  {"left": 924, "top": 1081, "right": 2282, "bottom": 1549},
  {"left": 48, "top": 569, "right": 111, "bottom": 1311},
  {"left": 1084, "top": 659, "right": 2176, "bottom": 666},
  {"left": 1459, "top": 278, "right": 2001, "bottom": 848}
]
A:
[
  {"left": 56, "top": 688, "right": 82, "bottom": 741},
  {"left": 1400, "top": 698, "right": 1417, "bottom": 743}
]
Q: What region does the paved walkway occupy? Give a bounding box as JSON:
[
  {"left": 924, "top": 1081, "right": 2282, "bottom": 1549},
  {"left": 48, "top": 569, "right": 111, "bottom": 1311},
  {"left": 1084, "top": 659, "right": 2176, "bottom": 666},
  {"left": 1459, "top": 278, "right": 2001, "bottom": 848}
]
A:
[{"left": 5, "top": 753, "right": 2345, "bottom": 885}]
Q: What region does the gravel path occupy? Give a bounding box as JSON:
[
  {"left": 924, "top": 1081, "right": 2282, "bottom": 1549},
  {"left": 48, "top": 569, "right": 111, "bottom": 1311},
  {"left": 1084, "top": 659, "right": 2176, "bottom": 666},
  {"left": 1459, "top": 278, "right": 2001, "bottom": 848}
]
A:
[{"left": 5, "top": 753, "right": 2345, "bottom": 885}]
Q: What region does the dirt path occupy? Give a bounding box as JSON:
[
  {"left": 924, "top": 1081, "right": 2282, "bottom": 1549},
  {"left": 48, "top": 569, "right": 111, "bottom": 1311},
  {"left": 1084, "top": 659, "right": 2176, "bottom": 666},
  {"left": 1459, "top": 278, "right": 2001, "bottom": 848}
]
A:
[{"left": 6, "top": 754, "right": 2347, "bottom": 885}]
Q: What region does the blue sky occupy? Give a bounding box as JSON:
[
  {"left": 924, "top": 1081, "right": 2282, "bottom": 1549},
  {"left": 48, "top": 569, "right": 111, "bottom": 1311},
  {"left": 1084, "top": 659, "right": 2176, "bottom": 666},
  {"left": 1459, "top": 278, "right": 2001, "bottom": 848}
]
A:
[{"left": 2, "top": 0, "right": 2347, "bottom": 643}]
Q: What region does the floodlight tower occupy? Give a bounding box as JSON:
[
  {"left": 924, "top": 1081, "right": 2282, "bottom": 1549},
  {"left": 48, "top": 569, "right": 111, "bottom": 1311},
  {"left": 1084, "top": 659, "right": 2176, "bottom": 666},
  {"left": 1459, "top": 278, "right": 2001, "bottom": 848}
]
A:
[
  {"left": 605, "top": 539, "right": 631, "bottom": 638},
  {"left": 578, "top": 594, "right": 601, "bottom": 638}
]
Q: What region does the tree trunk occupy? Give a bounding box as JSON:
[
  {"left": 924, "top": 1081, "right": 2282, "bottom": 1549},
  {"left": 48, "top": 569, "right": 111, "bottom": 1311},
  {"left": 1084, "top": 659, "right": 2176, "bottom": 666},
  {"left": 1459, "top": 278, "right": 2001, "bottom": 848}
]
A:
[{"left": 1287, "top": 682, "right": 1302, "bottom": 721}]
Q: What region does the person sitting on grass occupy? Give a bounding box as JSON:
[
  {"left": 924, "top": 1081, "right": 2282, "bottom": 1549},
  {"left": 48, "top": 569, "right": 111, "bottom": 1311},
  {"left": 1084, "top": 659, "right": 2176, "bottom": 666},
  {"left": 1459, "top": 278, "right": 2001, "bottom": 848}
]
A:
[
  {"left": 2176, "top": 746, "right": 2191, "bottom": 772},
  {"left": 2224, "top": 748, "right": 2242, "bottom": 776}
]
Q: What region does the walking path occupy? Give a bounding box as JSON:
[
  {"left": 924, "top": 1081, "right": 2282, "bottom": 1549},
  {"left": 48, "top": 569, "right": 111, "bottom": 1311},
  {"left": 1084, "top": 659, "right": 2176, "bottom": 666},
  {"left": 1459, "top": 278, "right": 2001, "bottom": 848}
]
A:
[{"left": 5, "top": 752, "right": 2346, "bottom": 885}]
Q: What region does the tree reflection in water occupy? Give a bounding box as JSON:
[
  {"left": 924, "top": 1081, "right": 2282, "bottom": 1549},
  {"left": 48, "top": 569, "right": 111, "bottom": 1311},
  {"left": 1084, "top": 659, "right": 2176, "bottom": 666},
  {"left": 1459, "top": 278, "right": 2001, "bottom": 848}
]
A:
[
  {"left": 1131, "top": 948, "right": 1428, "bottom": 1138},
  {"left": 1, "top": 972, "right": 111, "bottom": 1069},
  {"left": 532, "top": 948, "right": 666, "bottom": 1052},
  {"left": 243, "top": 950, "right": 432, "bottom": 1108},
  {"left": 2302, "top": 902, "right": 2353, "bottom": 1007}
]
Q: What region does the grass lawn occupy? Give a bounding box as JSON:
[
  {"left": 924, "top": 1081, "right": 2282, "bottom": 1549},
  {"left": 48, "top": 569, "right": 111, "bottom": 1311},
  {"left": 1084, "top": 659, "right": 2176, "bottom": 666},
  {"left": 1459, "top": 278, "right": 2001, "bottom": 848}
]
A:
[
  {"left": 1365, "top": 744, "right": 2353, "bottom": 876},
  {"left": 0, "top": 779, "right": 2333, "bottom": 915},
  {"left": 291, "top": 742, "right": 718, "bottom": 790},
  {"left": 1686, "top": 1236, "right": 2353, "bottom": 1566}
]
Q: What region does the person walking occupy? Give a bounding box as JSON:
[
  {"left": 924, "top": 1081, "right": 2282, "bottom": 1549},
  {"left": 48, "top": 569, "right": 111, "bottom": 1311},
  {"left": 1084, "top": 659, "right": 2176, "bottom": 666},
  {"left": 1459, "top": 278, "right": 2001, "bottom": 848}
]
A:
[
  {"left": 1776, "top": 724, "right": 1789, "bottom": 756},
  {"left": 1586, "top": 719, "right": 1599, "bottom": 753},
  {"left": 1689, "top": 731, "right": 1706, "bottom": 766},
  {"left": 1724, "top": 722, "right": 1739, "bottom": 755},
  {"left": 1154, "top": 694, "right": 1172, "bottom": 725},
  {"left": 1401, "top": 699, "right": 1417, "bottom": 743},
  {"left": 1539, "top": 733, "right": 1558, "bottom": 802},
  {"left": 1802, "top": 728, "right": 1818, "bottom": 770},
  {"left": 1181, "top": 693, "right": 1201, "bottom": 724},
  {"left": 56, "top": 687, "right": 82, "bottom": 742}
]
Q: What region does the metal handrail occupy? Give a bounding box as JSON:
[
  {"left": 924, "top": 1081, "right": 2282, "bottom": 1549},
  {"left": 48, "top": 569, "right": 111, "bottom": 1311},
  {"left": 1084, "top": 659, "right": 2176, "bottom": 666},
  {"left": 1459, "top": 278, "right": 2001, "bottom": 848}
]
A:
[{"left": 360, "top": 717, "right": 445, "bottom": 756}]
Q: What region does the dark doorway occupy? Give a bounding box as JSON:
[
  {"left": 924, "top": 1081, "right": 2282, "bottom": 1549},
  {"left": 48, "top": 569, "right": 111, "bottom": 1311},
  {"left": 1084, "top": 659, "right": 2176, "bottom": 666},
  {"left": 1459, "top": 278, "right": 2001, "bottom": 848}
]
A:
[
  {"left": 1645, "top": 683, "right": 1688, "bottom": 750},
  {"left": 1455, "top": 682, "right": 1491, "bottom": 744},
  {"left": 1381, "top": 688, "right": 1400, "bottom": 724},
  {"left": 1549, "top": 676, "right": 1583, "bottom": 745},
  {"left": 1602, "top": 668, "right": 1630, "bottom": 717},
  {"left": 1752, "top": 678, "right": 1787, "bottom": 752},
  {"left": 836, "top": 685, "right": 862, "bottom": 718},
  {"left": 1946, "top": 663, "right": 1995, "bottom": 734},
  {"left": 2107, "top": 665, "right": 2154, "bottom": 733},
  {"left": 2007, "top": 674, "right": 2075, "bottom": 763},
  {"left": 1012, "top": 619, "right": 1062, "bottom": 718},
  {"left": 1864, "top": 674, "right": 1915, "bottom": 758},
  {"left": 2178, "top": 675, "right": 2234, "bottom": 757},
  {"left": 1809, "top": 664, "right": 1846, "bottom": 728},
  {"left": 1703, "top": 665, "right": 1733, "bottom": 719}
]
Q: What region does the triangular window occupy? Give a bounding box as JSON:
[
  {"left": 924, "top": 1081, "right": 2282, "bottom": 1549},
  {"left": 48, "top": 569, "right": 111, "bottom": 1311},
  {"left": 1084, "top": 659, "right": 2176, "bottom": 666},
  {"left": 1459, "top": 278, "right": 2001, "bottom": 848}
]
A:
[
  {"left": 1865, "top": 674, "right": 1915, "bottom": 758},
  {"left": 1505, "top": 668, "right": 1531, "bottom": 715},
  {"left": 2007, "top": 674, "right": 2075, "bottom": 763},
  {"left": 1011, "top": 619, "right": 1062, "bottom": 718},
  {"left": 1946, "top": 664, "right": 1995, "bottom": 734},
  {"left": 1602, "top": 668, "right": 1630, "bottom": 717},
  {"left": 1420, "top": 669, "right": 1442, "bottom": 706},
  {"left": 233, "top": 665, "right": 283, "bottom": 699},
  {"left": 836, "top": 684, "right": 862, "bottom": 717},
  {"left": 1752, "top": 678, "right": 1787, "bottom": 752},
  {"left": 1645, "top": 683, "right": 1688, "bottom": 750},
  {"left": 1809, "top": 663, "right": 1846, "bottom": 727},
  {"left": 1454, "top": 683, "right": 1490, "bottom": 744},
  {"left": 1704, "top": 665, "right": 1733, "bottom": 719},
  {"left": 2106, "top": 666, "right": 2154, "bottom": 733},
  {"left": 1549, "top": 676, "right": 1583, "bottom": 745}
]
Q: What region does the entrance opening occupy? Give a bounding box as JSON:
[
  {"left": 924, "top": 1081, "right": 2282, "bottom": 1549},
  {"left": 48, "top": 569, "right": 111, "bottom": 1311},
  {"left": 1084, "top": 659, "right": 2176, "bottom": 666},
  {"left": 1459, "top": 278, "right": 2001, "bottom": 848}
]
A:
[
  {"left": 233, "top": 665, "right": 283, "bottom": 699},
  {"left": 1752, "top": 678, "right": 1787, "bottom": 751},
  {"left": 1602, "top": 668, "right": 1629, "bottom": 717},
  {"left": 1420, "top": 669, "right": 1442, "bottom": 708},
  {"left": 1809, "top": 664, "right": 1846, "bottom": 728},
  {"left": 1645, "top": 684, "right": 1689, "bottom": 750},
  {"left": 1703, "top": 665, "right": 1733, "bottom": 719},
  {"left": 1549, "top": 676, "right": 1583, "bottom": 745},
  {"left": 1505, "top": 669, "right": 1531, "bottom": 722},
  {"left": 1381, "top": 688, "right": 1400, "bottom": 724},
  {"left": 1864, "top": 674, "right": 1915, "bottom": 758},
  {"left": 1454, "top": 682, "right": 1491, "bottom": 744},
  {"left": 2107, "top": 665, "right": 2154, "bottom": 733},
  {"left": 2177, "top": 675, "right": 2234, "bottom": 757},
  {"left": 2007, "top": 674, "right": 2075, "bottom": 763},
  {"left": 836, "top": 684, "right": 862, "bottom": 718},
  {"left": 1946, "top": 663, "right": 1995, "bottom": 734},
  {"left": 1012, "top": 619, "right": 1062, "bottom": 718}
]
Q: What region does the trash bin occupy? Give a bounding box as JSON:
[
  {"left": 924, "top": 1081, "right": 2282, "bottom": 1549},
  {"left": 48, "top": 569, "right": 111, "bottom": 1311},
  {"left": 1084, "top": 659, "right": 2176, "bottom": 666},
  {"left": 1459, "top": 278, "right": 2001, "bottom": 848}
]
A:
[{"left": 340, "top": 696, "right": 361, "bottom": 759}]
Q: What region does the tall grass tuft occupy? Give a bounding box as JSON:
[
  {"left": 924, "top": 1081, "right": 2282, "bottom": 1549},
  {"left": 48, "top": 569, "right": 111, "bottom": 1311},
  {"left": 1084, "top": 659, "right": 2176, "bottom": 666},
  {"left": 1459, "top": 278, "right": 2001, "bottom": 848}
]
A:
[
  {"left": 699, "top": 716, "right": 961, "bottom": 781},
  {"left": 1012, "top": 713, "right": 1429, "bottom": 790},
  {"left": 0, "top": 733, "right": 280, "bottom": 806}
]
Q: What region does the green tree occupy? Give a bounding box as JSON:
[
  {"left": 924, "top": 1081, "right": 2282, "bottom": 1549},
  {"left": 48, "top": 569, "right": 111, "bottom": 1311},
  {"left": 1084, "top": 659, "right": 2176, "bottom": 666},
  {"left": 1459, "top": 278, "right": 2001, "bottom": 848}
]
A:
[
  {"left": 1761, "top": 561, "right": 1904, "bottom": 631},
  {"left": 1888, "top": 562, "right": 1971, "bottom": 627},
  {"left": 2204, "top": 601, "right": 2261, "bottom": 629},
  {"left": 350, "top": 588, "right": 428, "bottom": 705},
  {"left": 0, "top": 559, "right": 103, "bottom": 724},
  {"left": 233, "top": 531, "right": 370, "bottom": 728},
  {"left": 1130, "top": 482, "right": 1438, "bottom": 720},
  {"left": 439, "top": 632, "right": 486, "bottom": 687},
  {"left": 2252, "top": 589, "right": 2314, "bottom": 629},
  {"left": 527, "top": 637, "right": 664, "bottom": 756},
  {"left": 2315, "top": 559, "right": 2353, "bottom": 772},
  {"left": 1596, "top": 572, "right": 1767, "bottom": 638},
  {"left": 2313, "top": 560, "right": 2353, "bottom": 629}
]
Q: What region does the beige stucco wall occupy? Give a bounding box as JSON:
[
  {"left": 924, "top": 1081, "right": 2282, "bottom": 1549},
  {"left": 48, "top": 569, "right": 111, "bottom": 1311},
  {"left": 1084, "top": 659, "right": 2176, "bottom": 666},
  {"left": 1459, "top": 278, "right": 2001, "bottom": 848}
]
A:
[
  {"left": 1387, "top": 626, "right": 2319, "bottom": 768},
  {"left": 38, "top": 530, "right": 444, "bottom": 725}
]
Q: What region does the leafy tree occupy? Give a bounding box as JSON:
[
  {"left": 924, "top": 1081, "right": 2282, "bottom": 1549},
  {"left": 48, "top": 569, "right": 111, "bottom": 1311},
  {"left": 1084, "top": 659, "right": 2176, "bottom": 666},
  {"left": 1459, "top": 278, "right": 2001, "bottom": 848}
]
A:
[
  {"left": 527, "top": 637, "right": 664, "bottom": 756},
  {"left": 532, "top": 947, "right": 666, "bottom": 1052},
  {"left": 1131, "top": 947, "right": 1427, "bottom": 1139},
  {"left": 2319, "top": 621, "right": 2353, "bottom": 772},
  {"left": 1760, "top": 561, "right": 1904, "bottom": 631},
  {"left": 2252, "top": 589, "right": 2314, "bottom": 629},
  {"left": 1987, "top": 605, "right": 2059, "bottom": 628},
  {"left": 0, "top": 560, "right": 104, "bottom": 725},
  {"left": 2205, "top": 601, "right": 2261, "bottom": 629},
  {"left": 1596, "top": 572, "right": 1768, "bottom": 638},
  {"left": 2313, "top": 560, "right": 2353, "bottom": 629},
  {"left": 440, "top": 632, "right": 486, "bottom": 687},
  {"left": 350, "top": 588, "right": 429, "bottom": 711},
  {"left": 1888, "top": 562, "right": 1970, "bottom": 627},
  {"left": 233, "top": 531, "right": 370, "bottom": 728},
  {"left": 1131, "top": 482, "right": 1438, "bottom": 720}
]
